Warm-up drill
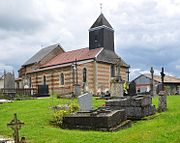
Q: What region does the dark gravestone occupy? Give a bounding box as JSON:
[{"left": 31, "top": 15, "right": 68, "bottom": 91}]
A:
[
  {"left": 129, "top": 81, "right": 136, "bottom": 96},
  {"left": 37, "top": 85, "right": 49, "bottom": 97},
  {"left": 106, "top": 95, "right": 156, "bottom": 120},
  {"left": 62, "top": 109, "right": 131, "bottom": 131}
]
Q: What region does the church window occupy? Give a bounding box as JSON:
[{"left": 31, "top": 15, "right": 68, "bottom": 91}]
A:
[
  {"left": 43, "top": 75, "right": 46, "bottom": 85},
  {"left": 111, "top": 65, "right": 115, "bottom": 77},
  {"left": 60, "top": 73, "right": 64, "bottom": 85},
  {"left": 29, "top": 77, "right": 32, "bottom": 87},
  {"left": 83, "top": 68, "right": 87, "bottom": 83}
]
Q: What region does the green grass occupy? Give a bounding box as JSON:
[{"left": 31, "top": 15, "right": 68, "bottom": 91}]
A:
[{"left": 0, "top": 96, "right": 180, "bottom": 143}]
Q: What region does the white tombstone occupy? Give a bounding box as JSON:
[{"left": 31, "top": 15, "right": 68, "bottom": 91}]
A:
[{"left": 78, "top": 93, "right": 92, "bottom": 112}]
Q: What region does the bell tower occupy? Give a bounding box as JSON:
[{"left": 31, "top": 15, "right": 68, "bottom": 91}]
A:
[{"left": 89, "top": 13, "right": 114, "bottom": 51}]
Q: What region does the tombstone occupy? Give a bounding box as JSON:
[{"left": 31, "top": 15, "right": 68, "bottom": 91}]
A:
[
  {"left": 110, "top": 79, "right": 124, "bottom": 97},
  {"left": 78, "top": 93, "right": 92, "bottom": 112},
  {"left": 110, "top": 58, "right": 124, "bottom": 97},
  {"left": 150, "top": 67, "right": 154, "bottom": 96},
  {"left": 129, "top": 81, "right": 136, "bottom": 96},
  {"left": 37, "top": 85, "right": 49, "bottom": 97},
  {"left": 7, "top": 113, "right": 24, "bottom": 143},
  {"left": 158, "top": 67, "right": 167, "bottom": 112},
  {"left": 158, "top": 91, "right": 167, "bottom": 112},
  {"left": 74, "top": 84, "right": 81, "bottom": 97}
]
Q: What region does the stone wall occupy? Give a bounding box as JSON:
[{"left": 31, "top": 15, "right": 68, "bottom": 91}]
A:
[{"left": 106, "top": 95, "right": 156, "bottom": 119}]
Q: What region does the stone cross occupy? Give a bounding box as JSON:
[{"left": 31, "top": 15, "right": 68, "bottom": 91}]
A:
[
  {"left": 160, "top": 67, "right": 165, "bottom": 91},
  {"left": 150, "top": 67, "right": 154, "bottom": 96},
  {"left": 7, "top": 113, "right": 24, "bottom": 143}
]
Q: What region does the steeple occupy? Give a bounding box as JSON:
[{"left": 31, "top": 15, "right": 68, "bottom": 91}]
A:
[
  {"left": 90, "top": 13, "right": 113, "bottom": 29},
  {"left": 89, "top": 13, "right": 114, "bottom": 51}
]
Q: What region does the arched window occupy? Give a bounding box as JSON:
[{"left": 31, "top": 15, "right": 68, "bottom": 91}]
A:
[
  {"left": 83, "top": 68, "right": 87, "bottom": 83},
  {"left": 111, "top": 64, "right": 115, "bottom": 77},
  {"left": 60, "top": 73, "right": 64, "bottom": 85},
  {"left": 43, "top": 75, "right": 46, "bottom": 85}
]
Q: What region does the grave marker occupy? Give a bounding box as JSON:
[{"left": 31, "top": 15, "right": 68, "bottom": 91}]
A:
[
  {"left": 78, "top": 93, "right": 92, "bottom": 112},
  {"left": 7, "top": 113, "right": 24, "bottom": 143}
]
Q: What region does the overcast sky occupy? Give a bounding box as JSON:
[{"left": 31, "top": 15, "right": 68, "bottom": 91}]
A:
[{"left": 0, "top": 0, "right": 180, "bottom": 80}]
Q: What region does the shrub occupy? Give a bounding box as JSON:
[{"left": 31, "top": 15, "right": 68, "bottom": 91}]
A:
[
  {"left": 51, "top": 103, "right": 80, "bottom": 126},
  {"left": 69, "top": 103, "right": 80, "bottom": 113},
  {"left": 52, "top": 110, "right": 69, "bottom": 126}
]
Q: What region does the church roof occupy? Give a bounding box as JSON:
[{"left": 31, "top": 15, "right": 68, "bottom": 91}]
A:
[
  {"left": 41, "top": 48, "right": 103, "bottom": 68},
  {"left": 96, "top": 49, "right": 129, "bottom": 67},
  {"left": 23, "top": 43, "right": 63, "bottom": 66},
  {"left": 90, "top": 13, "right": 113, "bottom": 29},
  {"left": 143, "top": 74, "right": 180, "bottom": 83}
]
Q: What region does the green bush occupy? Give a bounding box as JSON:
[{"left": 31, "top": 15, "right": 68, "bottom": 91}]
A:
[
  {"left": 51, "top": 103, "right": 79, "bottom": 126},
  {"left": 69, "top": 103, "right": 80, "bottom": 113},
  {"left": 52, "top": 110, "right": 69, "bottom": 126}
]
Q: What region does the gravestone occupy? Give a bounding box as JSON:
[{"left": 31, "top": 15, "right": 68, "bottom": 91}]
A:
[
  {"left": 110, "top": 79, "right": 124, "bottom": 97},
  {"left": 150, "top": 67, "right": 154, "bottom": 96},
  {"left": 158, "top": 67, "right": 167, "bottom": 112},
  {"left": 106, "top": 95, "right": 156, "bottom": 119},
  {"left": 78, "top": 93, "right": 92, "bottom": 112},
  {"left": 110, "top": 58, "right": 124, "bottom": 97},
  {"left": 129, "top": 81, "right": 136, "bottom": 96},
  {"left": 74, "top": 84, "right": 81, "bottom": 97},
  {"left": 158, "top": 91, "right": 167, "bottom": 112},
  {"left": 37, "top": 85, "right": 49, "bottom": 97},
  {"left": 7, "top": 113, "right": 24, "bottom": 143}
]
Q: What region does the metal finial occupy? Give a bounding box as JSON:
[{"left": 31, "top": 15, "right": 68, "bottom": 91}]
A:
[{"left": 100, "top": 3, "right": 102, "bottom": 13}]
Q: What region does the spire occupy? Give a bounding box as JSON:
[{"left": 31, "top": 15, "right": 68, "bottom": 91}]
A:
[{"left": 90, "top": 13, "right": 113, "bottom": 29}]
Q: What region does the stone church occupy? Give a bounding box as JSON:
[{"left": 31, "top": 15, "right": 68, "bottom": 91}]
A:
[{"left": 17, "top": 13, "right": 130, "bottom": 95}]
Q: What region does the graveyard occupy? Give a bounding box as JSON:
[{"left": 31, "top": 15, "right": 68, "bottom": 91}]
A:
[{"left": 0, "top": 96, "right": 180, "bottom": 143}]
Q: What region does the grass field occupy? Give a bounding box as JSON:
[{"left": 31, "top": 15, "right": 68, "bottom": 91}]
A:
[{"left": 0, "top": 96, "right": 179, "bottom": 143}]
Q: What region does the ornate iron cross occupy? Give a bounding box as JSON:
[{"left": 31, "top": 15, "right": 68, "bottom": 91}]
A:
[{"left": 7, "top": 113, "right": 24, "bottom": 143}]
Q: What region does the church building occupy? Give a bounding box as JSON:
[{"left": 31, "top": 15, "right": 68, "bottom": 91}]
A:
[{"left": 17, "top": 13, "right": 130, "bottom": 95}]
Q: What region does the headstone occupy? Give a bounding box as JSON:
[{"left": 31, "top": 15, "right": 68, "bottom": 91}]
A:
[
  {"left": 37, "top": 85, "right": 49, "bottom": 97},
  {"left": 74, "top": 84, "right": 81, "bottom": 97},
  {"left": 158, "top": 91, "right": 167, "bottom": 112},
  {"left": 150, "top": 67, "right": 154, "bottom": 96},
  {"left": 78, "top": 93, "right": 92, "bottom": 112},
  {"left": 129, "top": 81, "right": 136, "bottom": 96},
  {"left": 158, "top": 67, "right": 167, "bottom": 112},
  {"left": 110, "top": 79, "right": 124, "bottom": 97},
  {"left": 7, "top": 113, "right": 24, "bottom": 143},
  {"left": 106, "top": 95, "right": 156, "bottom": 119}
]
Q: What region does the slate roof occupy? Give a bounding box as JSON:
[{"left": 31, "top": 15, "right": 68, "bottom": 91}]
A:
[
  {"left": 90, "top": 13, "right": 113, "bottom": 29},
  {"left": 143, "top": 74, "right": 180, "bottom": 83},
  {"left": 41, "top": 48, "right": 103, "bottom": 68},
  {"left": 96, "top": 49, "right": 129, "bottom": 67},
  {"left": 23, "top": 43, "right": 63, "bottom": 66}
]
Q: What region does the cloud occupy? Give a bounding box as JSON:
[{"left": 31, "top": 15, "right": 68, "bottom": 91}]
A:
[{"left": 0, "top": 0, "right": 179, "bottom": 79}]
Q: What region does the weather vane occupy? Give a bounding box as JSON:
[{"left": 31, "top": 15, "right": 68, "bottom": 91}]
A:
[{"left": 100, "top": 3, "right": 102, "bottom": 13}]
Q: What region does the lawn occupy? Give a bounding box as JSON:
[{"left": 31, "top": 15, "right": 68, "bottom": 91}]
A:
[{"left": 0, "top": 96, "right": 179, "bottom": 143}]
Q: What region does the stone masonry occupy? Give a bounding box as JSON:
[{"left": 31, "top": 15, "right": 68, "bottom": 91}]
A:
[{"left": 106, "top": 95, "right": 156, "bottom": 119}]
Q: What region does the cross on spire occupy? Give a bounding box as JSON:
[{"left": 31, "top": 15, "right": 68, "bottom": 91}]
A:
[{"left": 100, "top": 3, "right": 102, "bottom": 13}]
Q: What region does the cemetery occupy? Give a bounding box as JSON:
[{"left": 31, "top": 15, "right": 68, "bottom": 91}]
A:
[
  {"left": 0, "top": 95, "right": 179, "bottom": 143},
  {"left": 0, "top": 6, "right": 179, "bottom": 143}
]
